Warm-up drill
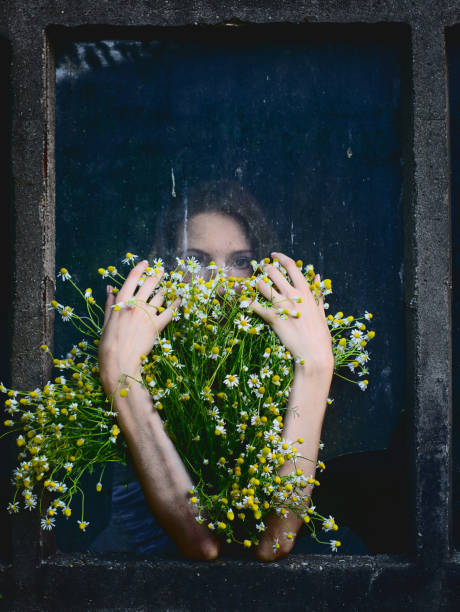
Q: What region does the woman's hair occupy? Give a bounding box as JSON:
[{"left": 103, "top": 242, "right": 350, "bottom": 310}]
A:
[{"left": 149, "top": 179, "right": 278, "bottom": 268}]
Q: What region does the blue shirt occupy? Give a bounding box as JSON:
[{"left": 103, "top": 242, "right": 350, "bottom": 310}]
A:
[{"left": 89, "top": 457, "right": 367, "bottom": 557}]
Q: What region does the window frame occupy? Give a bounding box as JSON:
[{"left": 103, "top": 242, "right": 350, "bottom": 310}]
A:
[{"left": 1, "top": 2, "right": 457, "bottom": 609}]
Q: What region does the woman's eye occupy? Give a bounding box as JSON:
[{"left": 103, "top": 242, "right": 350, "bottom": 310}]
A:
[{"left": 232, "top": 257, "right": 252, "bottom": 269}]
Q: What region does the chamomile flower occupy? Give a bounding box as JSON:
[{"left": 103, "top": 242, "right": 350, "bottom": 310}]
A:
[
  {"left": 186, "top": 257, "right": 201, "bottom": 273},
  {"left": 61, "top": 306, "right": 74, "bottom": 322},
  {"left": 24, "top": 496, "right": 37, "bottom": 510},
  {"left": 41, "top": 516, "right": 56, "bottom": 531},
  {"left": 97, "top": 268, "right": 109, "bottom": 278},
  {"left": 152, "top": 258, "right": 165, "bottom": 270},
  {"left": 47, "top": 300, "right": 63, "bottom": 311},
  {"left": 122, "top": 252, "right": 138, "bottom": 265},
  {"left": 234, "top": 314, "right": 250, "bottom": 331},
  {"left": 223, "top": 374, "right": 239, "bottom": 388},
  {"left": 77, "top": 520, "right": 90, "bottom": 531},
  {"left": 7, "top": 501, "right": 20, "bottom": 514},
  {"left": 247, "top": 374, "right": 260, "bottom": 389},
  {"left": 58, "top": 268, "right": 71, "bottom": 281},
  {"left": 322, "top": 515, "right": 336, "bottom": 531},
  {"left": 260, "top": 366, "right": 273, "bottom": 379},
  {"left": 330, "top": 540, "right": 341, "bottom": 552}
]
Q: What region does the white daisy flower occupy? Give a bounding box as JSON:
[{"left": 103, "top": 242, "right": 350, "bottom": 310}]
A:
[
  {"left": 329, "top": 540, "right": 341, "bottom": 552},
  {"left": 77, "top": 520, "right": 90, "bottom": 531},
  {"left": 223, "top": 374, "right": 239, "bottom": 388},
  {"left": 41, "top": 517, "right": 56, "bottom": 531},
  {"left": 47, "top": 301, "right": 63, "bottom": 311},
  {"left": 215, "top": 424, "right": 227, "bottom": 436},
  {"left": 322, "top": 515, "right": 336, "bottom": 531},
  {"left": 186, "top": 257, "right": 201, "bottom": 273},
  {"left": 260, "top": 366, "right": 273, "bottom": 380},
  {"left": 24, "top": 496, "right": 38, "bottom": 510},
  {"left": 247, "top": 374, "right": 260, "bottom": 389},
  {"left": 122, "top": 252, "right": 138, "bottom": 265},
  {"left": 235, "top": 314, "right": 250, "bottom": 330},
  {"left": 152, "top": 257, "right": 164, "bottom": 268},
  {"left": 7, "top": 501, "right": 20, "bottom": 514},
  {"left": 61, "top": 306, "right": 74, "bottom": 322},
  {"left": 57, "top": 268, "right": 71, "bottom": 281}
]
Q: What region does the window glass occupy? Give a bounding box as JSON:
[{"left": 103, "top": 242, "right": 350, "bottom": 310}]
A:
[{"left": 54, "top": 36, "right": 405, "bottom": 554}]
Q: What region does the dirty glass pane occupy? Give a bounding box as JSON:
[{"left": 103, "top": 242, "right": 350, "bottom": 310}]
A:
[
  {"left": 54, "top": 34, "right": 405, "bottom": 554},
  {"left": 449, "top": 38, "right": 460, "bottom": 551}
]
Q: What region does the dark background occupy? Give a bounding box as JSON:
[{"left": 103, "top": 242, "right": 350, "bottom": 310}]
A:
[{"left": 50, "top": 31, "right": 407, "bottom": 553}]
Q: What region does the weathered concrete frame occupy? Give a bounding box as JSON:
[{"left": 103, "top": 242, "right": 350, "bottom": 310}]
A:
[{"left": 0, "top": 1, "right": 458, "bottom": 610}]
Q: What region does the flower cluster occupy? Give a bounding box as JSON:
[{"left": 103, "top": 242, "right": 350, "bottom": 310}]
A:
[{"left": 1, "top": 253, "right": 375, "bottom": 552}]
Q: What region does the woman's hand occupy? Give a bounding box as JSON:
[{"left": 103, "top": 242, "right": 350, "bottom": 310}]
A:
[
  {"left": 249, "top": 251, "right": 334, "bottom": 380},
  {"left": 250, "top": 252, "right": 334, "bottom": 561},
  {"left": 98, "top": 259, "right": 180, "bottom": 397}
]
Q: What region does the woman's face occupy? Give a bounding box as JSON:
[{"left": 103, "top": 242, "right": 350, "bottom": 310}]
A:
[{"left": 178, "top": 211, "right": 254, "bottom": 279}]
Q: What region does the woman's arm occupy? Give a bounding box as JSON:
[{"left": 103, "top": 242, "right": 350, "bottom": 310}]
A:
[
  {"left": 249, "top": 252, "right": 334, "bottom": 561},
  {"left": 99, "top": 260, "right": 220, "bottom": 560},
  {"left": 254, "top": 365, "right": 331, "bottom": 561},
  {"left": 113, "top": 382, "right": 220, "bottom": 560}
]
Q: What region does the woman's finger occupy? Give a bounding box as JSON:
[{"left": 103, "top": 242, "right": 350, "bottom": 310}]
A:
[
  {"left": 148, "top": 287, "right": 166, "bottom": 309},
  {"left": 263, "top": 265, "right": 294, "bottom": 297},
  {"left": 103, "top": 285, "right": 116, "bottom": 330},
  {"left": 256, "top": 277, "right": 283, "bottom": 305},
  {"left": 135, "top": 271, "right": 163, "bottom": 302},
  {"left": 315, "top": 274, "right": 325, "bottom": 309},
  {"left": 157, "top": 297, "right": 182, "bottom": 329},
  {"left": 117, "top": 260, "right": 149, "bottom": 302},
  {"left": 270, "top": 252, "right": 309, "bottom": 292},
  {"left": 248, "top": 299, "right": 276, "bottom": 325}
]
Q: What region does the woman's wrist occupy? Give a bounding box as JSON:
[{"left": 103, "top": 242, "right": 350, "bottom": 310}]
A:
[
  {"left": 294, "top": 359, "right": 333, "bottom": 387},
  {"left": 112, "top": 378, "right": 162, "bottom": 432},
  {"left": 100, "top": 364, "right": 142, "bottom": 397}
]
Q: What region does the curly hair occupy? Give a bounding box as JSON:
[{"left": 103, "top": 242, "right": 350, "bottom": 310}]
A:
[{"left": 149, "top": 179, "right": 278, "bottom": 268}]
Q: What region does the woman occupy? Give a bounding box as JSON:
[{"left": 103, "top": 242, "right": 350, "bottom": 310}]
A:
[{"left": 97, "top": 180, "right": 334, "bottom": 561}]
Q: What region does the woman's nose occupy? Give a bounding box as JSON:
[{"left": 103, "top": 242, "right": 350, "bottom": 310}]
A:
[{"left": 214, "top": 257, "right": 226, "bottom": 270}]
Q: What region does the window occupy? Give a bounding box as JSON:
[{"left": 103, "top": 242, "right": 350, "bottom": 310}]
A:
[{"left": 1, "top": 6, "right": 456, "bottom": 609}]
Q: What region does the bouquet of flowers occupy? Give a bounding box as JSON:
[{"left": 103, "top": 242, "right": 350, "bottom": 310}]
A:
[{"left": 1, "top": 253, "right": 374, "bottom": 552}]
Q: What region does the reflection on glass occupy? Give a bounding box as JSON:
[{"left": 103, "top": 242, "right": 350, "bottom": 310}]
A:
[{"left": 55, "top": 37, "right": 405, "bottom": 554}]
